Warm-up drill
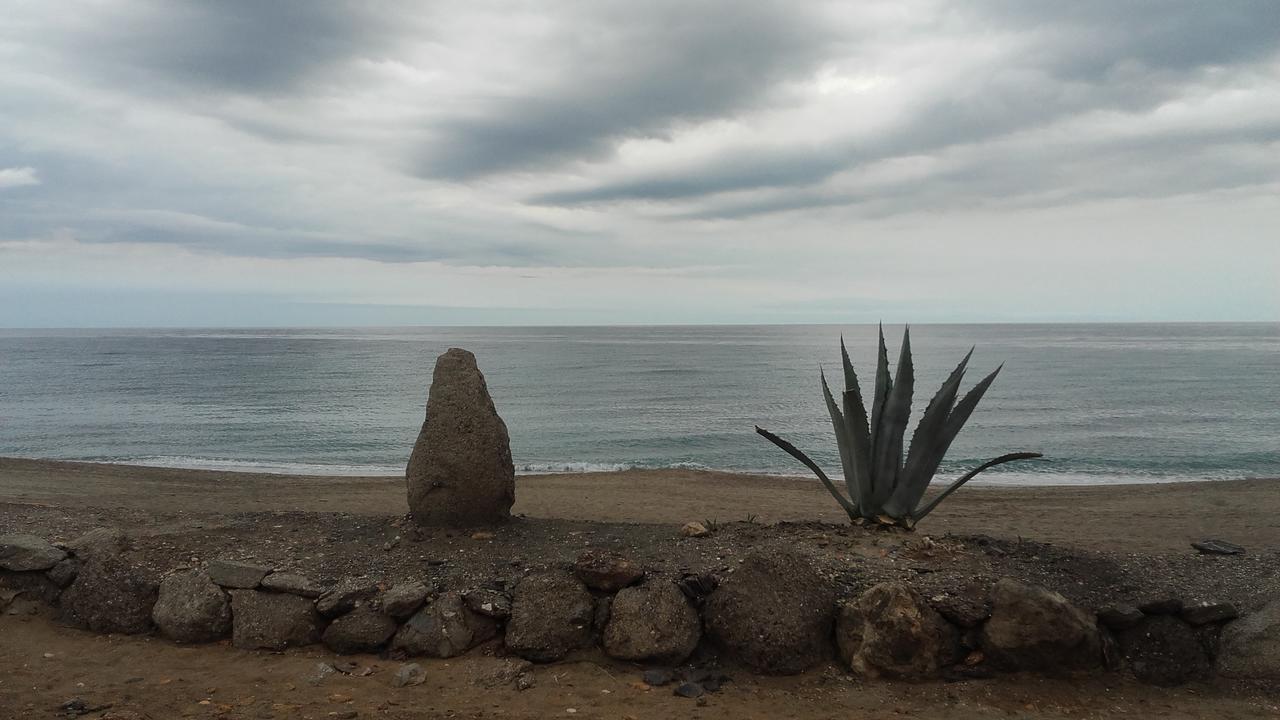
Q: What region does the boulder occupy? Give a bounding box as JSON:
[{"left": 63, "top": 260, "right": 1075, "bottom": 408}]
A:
[
  {"left": 1181, "top": 602, "right": 1238, "bottom": 626},
  {"left": 322, "top": 606, "right": 398, "bottom": 654},
  {"left": 837, "top": 582, "right": 960, "bottom": 680},
  {"left": 0, "top": 534, "right": 67, "bottom": 571},
  {"left": 603, "top": 580, "right": 701, "bottom": 664},
  {"left": 46, "top": 558, "right": 80, "bottom": 588},
  {"left": 391, "top": 592, "right": 499, "bottom": 658},
  {"left": 0, "top": 570, "right": 63, "bottom": 604},
  {"left": 574, "top": 550, "right": 644, "bottom": 593},
  {"left": 1117, "top": 615, "right": 1212, "bottom": 686},
  {"left": 1097, "top": 605, "right": 1145, "bottom": 631},
  {"left": 152, "top": 570, "right": 232, "bottom": 643},
  {"left": 381, "top": 581, "right": 431, "bottom": 619},
  {"left": 316, "top": 580, "right": 379, "bottom": 618},
  {"left": 207, "top": 560, "right": 271, "bottom": 589},
  {"left": 1218, "top": 600, "right": 1280, "bottom": 681},
  {"left": 229, "top": 590, "right": 321, "bottom": 650},
  {"left": 65, "top": 528, "right": 129, "bottom": 560},
  {"left": 406, "top": 348, "right": 515, "bottom": 526},
  {"left": 260, "top": 572, "right": 324, "bottom": 598},
  {"left": 926, "top": 587, "right": 991, "bottom": 629},
  {"left": 980, "top": 579, "right": 1101, "bottom": 672},
  {"left": 463, "top": 588, "right": 512, "bottom": 619},
  {"left": 59, "top": 555, "right": 158, "bottom": 634},
  {"left": 505, "top": 572, "right": 595, "bottom": 662},
  {"left": 703, "top": 546, "right": 836, "bottom": 675}
]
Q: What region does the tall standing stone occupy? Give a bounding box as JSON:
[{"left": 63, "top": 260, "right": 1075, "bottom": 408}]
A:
[{"left": 407, "top": 348, "right": 515, "bottom": 526}]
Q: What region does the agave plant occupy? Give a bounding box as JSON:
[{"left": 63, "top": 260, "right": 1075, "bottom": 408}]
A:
[{"left": 756, "top": 326, "right": 1041, "bottom": 528}]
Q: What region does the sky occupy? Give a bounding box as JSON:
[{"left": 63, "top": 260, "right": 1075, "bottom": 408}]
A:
[{"left": 1, "top": 1, "right": 1278, "bottom": 327}]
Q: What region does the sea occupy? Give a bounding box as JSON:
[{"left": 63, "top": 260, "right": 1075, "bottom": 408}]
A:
[{"left": 1, "top": 324, "right": 1277, "bottom": 486}]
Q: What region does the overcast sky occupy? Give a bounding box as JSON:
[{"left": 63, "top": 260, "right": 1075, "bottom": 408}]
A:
[{"left": 2, "top": 1, "right": 1277, "bottom": 326}]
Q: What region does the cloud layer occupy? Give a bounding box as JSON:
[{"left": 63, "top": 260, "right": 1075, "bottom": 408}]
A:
[{"left": 1, "top": 0, "right": 1277, "bottom": 324}]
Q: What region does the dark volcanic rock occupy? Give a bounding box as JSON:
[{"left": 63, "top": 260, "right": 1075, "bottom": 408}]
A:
[
  {"left": 406, "top": 348, "right": 515, "bottom": 526},
  {"left": 463, "top": 588, "right": 512, "bottom": 619},
  {"left": 1218, "top": 600, "right": 1280, "bottom": 681},
  {"left": 381, "top": 581, "right": 431, "bottom": 620},
  {"left": 322, "top": 606, "right": 398, "bottom": 655},
  {"left": 1118, "top": 615, "right": 1213, "bottom": 686},
  {"left": 391, "top": 592, "right": 498, "bottom": 658},
  {"left": 207, "top": 560, "right": 271, "bottom": 589},
  {"left": 1181, "top": 602, "right": 1238, "bottom": 626},
  {"left": 260, "top": 572, "right": 324, "bottom": 598},
  {"left": 0, "top": 534, "right": 67, "bottom": 571},
  {"left": 837, "top": 582, "right": 960, "bottom": 680},
  {"left": 316, "top": 581, "right": 379, "bottom": 619},
  {"left": 1192, "top": 539, "right": 1244, "bottom": 555},
  {"left": 0, "top": 569, "right": 63, "bottom": 604},
  {"left": 229, "top": 590, "right": 321, "bottom": 650},
  {"left": 46, "top": 558, "right": 80, "bottom": 588},
  {"left": 1098, "top": 605, "right": 1145, "bottom": 631},
  {"left": 1138, "top": 597, "right": 1184, "bottom": 616},
  {"left": 59, "top": 555, "right": 158, "bottom": 634},
  {"left": 926, "top": 588, "right": 991, "bottom": 629},
  {"left": 505, "top": 571, "right": 595, "bottom": 662},
  {"left": 603, "top": 580, "right": 701, "bottom": 664},
  {"left": 152, "top": 570, "right": 232, "bottom": 643},
  {"left": 980, "top": 578, "right": 1101, "bottom": 673},
  {"left": 574, "top": 549, "right": 644, "bottom": 592},
  {"left": 703, "top": 546, "right": 836, "bottom": 675},
  {"left": 65, "top": 528, "right": 129, "bottom": 560}
]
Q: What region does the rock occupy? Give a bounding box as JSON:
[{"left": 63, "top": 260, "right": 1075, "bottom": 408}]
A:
[
  {"left": 471, "top": 658, "right": 535, "bottom": 689},
  {"left": 927, "top": 590, "right": 991, "bottom": 628},
  {"left": 391, "top": 592, "right": 498, "bottom": 658},
  {"left": 703, "top": 546, "right": 836, "bottom": 675},
  {"left": 406, "top": 348, "right": 515, "bottom": 526},
  {"left": 980, "top": 578, "right": 1101, "bottom": 673},
  {"left": 317, "top": 581, "right": 379, "bottom": 618},
  {"left": 516, "top": 671, "right": 536, "bottom": 691},
  {"left": 1138, "top": 597, "right": 1184, "bottom": 615},
  {"left": 675, "top": 573, "right": 717, "bottom": 607},
  {"left": 463, "top": 588, "right": 512, "bottom": 619},
  {"left": 1097, "top": 605, "right": 1145, "bottom": 631},
  {"left": 1118, "top": 615, "right": 1212, "bottom": 686},
  {"left": 642, "top": 668, "right": 675, "bottom": 687},
  {"left": 59, "top": 555, "right": 158, "bottom": 634},
  {"left": 574, "top": 550, "right": 644, "bottom": 592},
  {"left": 47, "top": 558, "right": 80, "bottom": 588},
  {"left": 593, "top": 595, "right": 612, "bottom": 633},
  {"left": 680, "top": 522, "right": 710, "bottom": 538},
  {"left": 505, "top": 571, "right": 595, "bottom": 662},
  {"left": 65, "top": 528, "right": 129, "bottom": 560},
  {"left": 0, "top": 534, "right": 67, "bottom": 571},
  {"left": 207, "top": 560, "right": 271, "bottom": 589},
  {"left": 260, "top": 572, "right": 324, "bottom": 598},
  {"left": 1181, "top": 602, "right": 1238, "bottom": 626},
  {"left": 673, "top": 682, "right": 704, "bottom": 698},
  {"left": 152, "top": 570, "right": 232, "bottom": 643},
  {"left": 308, "top": 662, "right": 336, "bottom": 686},
  {"left": 1192, "top": 539, "right": 1244, "bottom": 555},
  {"left": 837, "top": 582, "right": 961, "bottom": 680},
  {"left": 0, "top": 569, "right": 63, "bottom": 604},
  {"left": 392, "top": 663, "right": 426, "bottom": 688},
  {"left": 603, "top": 580, "right": 701, "bottom": 664},
  {"left": 323, "top": 606, "right": 398, "bottom": 654},
  {"left": 381, "top": 581, "right": 431, "bottom": 619},
  {"left": 229, "top": 590, "right": 321, "bottom": 650},
  {"left": 1218, "top": 600, "right": 1280, "bottom": 680}
]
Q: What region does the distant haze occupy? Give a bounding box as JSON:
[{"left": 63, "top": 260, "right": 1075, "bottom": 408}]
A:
[{"left": 1, "top": 1, "right": 1278, "bottom": 326}]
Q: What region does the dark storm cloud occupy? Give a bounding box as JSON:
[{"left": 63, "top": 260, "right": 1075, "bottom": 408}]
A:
[{"left": 416, "top": 0, "right": 836, "bottom": 179}]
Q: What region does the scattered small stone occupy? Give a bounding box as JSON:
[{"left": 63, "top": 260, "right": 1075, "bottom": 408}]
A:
[
  {"left": 1098, "top": 605, "right": 1145, "bottom": 630},
  {"left": 392, "top": 663, "right": 426, "bottom": 688},
  {"left": 516, "top": 671, "right": 536, "bottom": 691},
  {"left": 260, "top": 572, "right": 324, "bottom": 598},
  {"left": 1138, "top": 598, "right": 1184, "bottom": 616},
  {"left": 1181, "top": 602, "right": 1238, "bottom": 626},
  {"left": 1192, "top": 539, "right": 1244, "bottom": 555},
  {"left": 471, "top": 531, "right": 495, "bottom": 541},
  {"left": 58, "top": 697, "right": 113, "bottom": 716},
  {"left": 207, "top": 560, "right": 271, "bottom": 589},
  {"left": 641, "top": 668, "right": 674, "bottom": 687},
  {"left": 331, "top": 711, "right": 359, "bottom": 719},
  {"left": 680, "top": 522, "right": 711, "bottom": 538},
  {"left": 673, "top": 682, "right": 704, "bottom": 698},
  {"left": 308, "top": 663, "right": 336, "bottom": 686}
]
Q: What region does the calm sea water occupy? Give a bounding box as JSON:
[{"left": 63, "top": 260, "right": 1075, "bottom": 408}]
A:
[{"left": 1, "top": 324, "right": 1277, "bottom": 485}]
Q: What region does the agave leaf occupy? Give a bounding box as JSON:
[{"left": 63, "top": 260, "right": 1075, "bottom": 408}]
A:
[
  {"left": 869, "top": 327, "right": 913, "bottom": 509},
  {"left": 755, "top": 425, "right": 858, "bottom": 519},
  {"left": 821, "top": 368, "right": 858, "bottom": 509},
  {"left": 842, "top": 388, "right": 874, "bottom": 514},
  {"left": 869, "top": 324, "right": 893, "bottom": 460},
  {"left": 942, "top": 364, "right": 1003, "bottom": 444},
  {"left": 912, "top": 452, "right": 1043, "bottom": 521},
  {"left": 883, "top": 348, "right": 974, "bottom": 517}
]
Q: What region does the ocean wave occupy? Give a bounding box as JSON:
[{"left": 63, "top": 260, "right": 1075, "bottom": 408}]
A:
[{"left": 90, "top": 456, "right": 403, "bottom": 477}]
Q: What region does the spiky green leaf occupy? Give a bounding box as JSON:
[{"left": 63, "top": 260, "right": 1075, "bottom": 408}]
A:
[
  {"left": 869, "top": 324, "right": 893, "bottom": 459},
  {"left": 755, "top": 425, "right": 858, "bottom": 519},
  {"left": 912, "top": 452, "right": 1043, "bottom": 521},
  {"left": 870, "top": 327, "right": 913, "bottom": 508},
  {"left": 841, "top": 388, "right": 874, "bottom": 514},
  {"left": 821, "top": 368, "right": 858, "bottom": 511}
]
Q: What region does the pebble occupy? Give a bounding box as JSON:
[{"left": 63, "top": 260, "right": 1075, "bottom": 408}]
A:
[
  {"left": 392, "top": 663, "right": 426, "bottom": 688},
  {"left": 641, "top": 668, "right": 674, "bottom": 687},
  {"left": 1192, "top": 539, "right": 1245, "bottom": 555},
  {"left": 673, "top": 682, "right": 704, "bottom": 698}
]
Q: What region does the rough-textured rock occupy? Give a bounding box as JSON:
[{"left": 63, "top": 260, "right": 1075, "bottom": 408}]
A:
[
  {"left": 1218, "top": 600, "right": 1280, "bottom": 681},
  {"left": 392, "top": 663, "right": 427, "bottom": 688},
  {"left": 260, "top": 572, "right": 324, "bottom": 598},
  {"left": 1098, "top": 605, "right": 1145, "bottom": 631},
  {"left": 229, "top": 590, "right": 321, "bottom": 650},
  {"left": 406, "top": 348, "right": 515, "bottom": 526},
  {"left": 680, "top": 522, "right": 711, "bottom": 538},
  {"left": 926, "top": 587, "right": 992, "bottom": 628},
  {"left": 505, "top": 572, "right": 595, "bottom": 662},
  {"left": 1118, "top": 615, "right": 1212, "bottom": 686},
  {"left": 1138, "top": 597, "right": 1184, "bottom": 615},
  {"left": 152, "top": 570, "right": 232, "bottom": 643},
  {"left": 603, "top": 580, "right": 701, "bottom": 664},
  {"left": 391, "top": 592, "right": 499, "bottom": 658},
  {"left": 574, "top": 550, "right": 644, "bottom": 593},
  {"left": 0, "top": 569, "right": 63, "bottom": 604},
  {"left": 980, "top": 579, "right": 1101, "bottom": 673},
  {"left": 1192, "top": 539, "right": 1244, "bottom": 555},
  {"left": 323, "top": 606, "right": 398, "bottom": 654},
  {"left": 0, "top": 534, "right": 67, "bottom": 571},
  {"left": 317, "top": 581, "right": 379, "bottom": 618},
  {"left": 381, "top": 581, "right": 431, "bottom": 619},
  {"left": 59, "top": 555, "right": 158, "bottom": 634},
  {"left": 463, "top": 588, "right": 511, "bottom": 619},
  {"left": 1181, "top": 602, "right": 1238, "bottom": 626},
  {"left": 65, "top": 528, "right": 129, "bottom": 560},
  {"left": 207, "top": 560, "right": 271, "bottom": 589},
  {"left": 703, "top": 546, "right": 836, "bottom": 675},
  {"left": 471, "top": 658, "right": 536, "bottom": 689},
  {"left": 837, "top": 582, "right": 960, "bottom": 680},
  {"left": 46, "top": 558, "right": 80, "bottom": 588}
]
